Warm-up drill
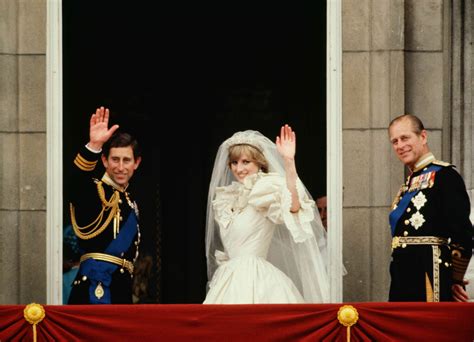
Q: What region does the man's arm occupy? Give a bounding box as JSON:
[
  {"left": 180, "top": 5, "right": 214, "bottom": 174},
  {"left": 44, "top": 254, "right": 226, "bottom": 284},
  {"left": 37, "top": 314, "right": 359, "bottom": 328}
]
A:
[{"left": 439, "top": 167, "right": 472, "bottom": 301}]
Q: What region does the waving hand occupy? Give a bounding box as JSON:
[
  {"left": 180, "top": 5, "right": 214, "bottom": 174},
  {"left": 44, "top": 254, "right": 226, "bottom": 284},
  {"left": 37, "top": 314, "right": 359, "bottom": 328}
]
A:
[
  {"left": 276, "top": 124, "right": 296, "bottom": 160},
  {"left": 88, "top": 106, "right": 119, "bottom": 150}
]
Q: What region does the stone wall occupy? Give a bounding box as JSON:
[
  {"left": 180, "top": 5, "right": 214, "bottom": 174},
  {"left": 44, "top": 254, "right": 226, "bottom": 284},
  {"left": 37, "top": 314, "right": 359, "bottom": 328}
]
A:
[{"left": 0, "top": 0, "right": 47, "bottom": 304}]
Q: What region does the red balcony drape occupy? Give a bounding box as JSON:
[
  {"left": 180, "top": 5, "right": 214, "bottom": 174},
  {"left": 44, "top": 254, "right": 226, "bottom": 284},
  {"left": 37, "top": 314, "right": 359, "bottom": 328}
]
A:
[{"left": 1, "top": 302, "right": 473, "bottom": 341}]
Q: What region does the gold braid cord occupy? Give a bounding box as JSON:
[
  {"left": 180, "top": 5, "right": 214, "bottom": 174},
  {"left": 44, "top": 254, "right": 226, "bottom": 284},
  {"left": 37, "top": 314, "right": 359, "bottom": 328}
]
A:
[{"left": 70, "top": 181, "right": 121, "bottom": 240}]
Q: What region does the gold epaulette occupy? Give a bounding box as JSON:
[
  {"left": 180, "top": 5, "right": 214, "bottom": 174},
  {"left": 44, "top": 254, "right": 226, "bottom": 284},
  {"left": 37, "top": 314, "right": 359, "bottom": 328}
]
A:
[
  {"left": 432, "top": 160, "right": 451, "bottom": 167},
  {"left": 74, "top": 153, "right": 97, "bottom": 172}
]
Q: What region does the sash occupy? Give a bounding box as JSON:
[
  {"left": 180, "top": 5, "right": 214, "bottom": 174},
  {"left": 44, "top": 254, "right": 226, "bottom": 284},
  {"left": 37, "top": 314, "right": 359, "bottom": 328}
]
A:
[
  {"left": 79, "top": 211, "right": 138, "bottom": 304},
  {"left": 389, "top": 165, "right": 441, "bottom": 236}
]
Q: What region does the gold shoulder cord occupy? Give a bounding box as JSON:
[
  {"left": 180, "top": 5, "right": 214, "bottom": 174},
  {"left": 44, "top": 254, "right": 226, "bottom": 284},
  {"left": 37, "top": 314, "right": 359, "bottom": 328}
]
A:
[{"left": 70, "top": 181, "right": 121, "bottom": 240}]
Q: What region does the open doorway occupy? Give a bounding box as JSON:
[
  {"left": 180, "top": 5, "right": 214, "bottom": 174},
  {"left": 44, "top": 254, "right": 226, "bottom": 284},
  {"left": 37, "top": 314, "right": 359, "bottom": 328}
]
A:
[{"left": 62, "top": 1, "right": 326, "bottom": 303}]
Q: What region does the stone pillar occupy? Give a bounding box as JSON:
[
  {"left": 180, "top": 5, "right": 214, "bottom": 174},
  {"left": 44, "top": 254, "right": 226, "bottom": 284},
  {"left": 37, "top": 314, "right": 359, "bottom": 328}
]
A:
[
  {"left": 451, "top": 0, "right": 474, "bottom": 222},
  {"left": 342, "top": 0, "right": 405, "bottom": 301},
  {"left": 405, "top": 0, "right": 447, "bottom": 160},
  {"left": 0, "top": 0, "right": 47, "bottom": 304}
]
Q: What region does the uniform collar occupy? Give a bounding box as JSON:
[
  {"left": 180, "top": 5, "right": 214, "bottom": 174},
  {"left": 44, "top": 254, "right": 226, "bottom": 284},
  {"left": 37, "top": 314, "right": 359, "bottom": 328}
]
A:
[
  {"left": 101, "top": 172, "right": 128, "bottom": 192},
  {"left": 412, "top": 152, "right": 435, "bottom": 173}
]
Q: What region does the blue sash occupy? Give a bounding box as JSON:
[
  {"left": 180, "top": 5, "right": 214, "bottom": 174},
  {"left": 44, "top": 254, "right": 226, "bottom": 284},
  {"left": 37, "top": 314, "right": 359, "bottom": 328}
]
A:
[
  {"left": 79, "top": 211, "right": 138, "bottom": 304},
  {"left": 389, "top": 165, "right": 441, "bottom": 236}
]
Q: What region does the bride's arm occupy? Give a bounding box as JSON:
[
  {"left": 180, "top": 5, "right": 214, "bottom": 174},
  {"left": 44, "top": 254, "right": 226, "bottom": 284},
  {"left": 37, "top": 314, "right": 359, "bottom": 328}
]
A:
[{"left": 276, "top": 124, "right": 300, "bottom": 213}]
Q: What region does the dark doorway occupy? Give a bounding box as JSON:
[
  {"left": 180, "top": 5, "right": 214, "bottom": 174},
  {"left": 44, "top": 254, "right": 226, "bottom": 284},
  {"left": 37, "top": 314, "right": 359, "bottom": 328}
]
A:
[{"left": 62, "top": 1, "right": 326, "bottom": 303}]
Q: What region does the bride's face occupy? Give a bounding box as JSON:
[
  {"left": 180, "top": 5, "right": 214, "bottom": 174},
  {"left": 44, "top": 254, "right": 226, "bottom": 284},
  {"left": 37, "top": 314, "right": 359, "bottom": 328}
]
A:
[{"left": 230, "top": 153, "right": 260, "bottom": 183}]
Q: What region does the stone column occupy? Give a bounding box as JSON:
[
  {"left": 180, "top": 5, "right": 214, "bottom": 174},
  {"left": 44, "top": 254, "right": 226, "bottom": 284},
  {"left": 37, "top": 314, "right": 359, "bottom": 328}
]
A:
[
  {"left": 405, "top": 0, "right": 447, "bottom": 160},
  {"left": 451, "top": 0, "right": 474, "bottom": 222},
  {"left": 342, "top": 0, "right": 405, "bottom": 301},
  {"left": 0, "top": 0, "right": 47, "bottom": 304}
]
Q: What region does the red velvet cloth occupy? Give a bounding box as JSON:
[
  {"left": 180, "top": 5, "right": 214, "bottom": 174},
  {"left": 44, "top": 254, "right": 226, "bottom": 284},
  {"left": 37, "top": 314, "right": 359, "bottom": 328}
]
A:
[{"left": 1, "top": 302, "right": 473, "bottom": 341}]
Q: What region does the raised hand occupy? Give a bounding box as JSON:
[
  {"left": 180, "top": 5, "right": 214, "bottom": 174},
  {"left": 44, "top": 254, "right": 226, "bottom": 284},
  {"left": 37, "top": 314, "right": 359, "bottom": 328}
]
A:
[
  {"left": 88, "top": 106, "right": 119, "bottom": 150},
  {"left": 276, "top": 124, "right": 296, "bottom": 160}
]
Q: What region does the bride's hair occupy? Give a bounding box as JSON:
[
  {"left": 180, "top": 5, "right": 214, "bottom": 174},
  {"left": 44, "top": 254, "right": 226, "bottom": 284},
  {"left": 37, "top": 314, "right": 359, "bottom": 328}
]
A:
[{"left": 227, "top": 144, "right": 269, "bottom": 173}]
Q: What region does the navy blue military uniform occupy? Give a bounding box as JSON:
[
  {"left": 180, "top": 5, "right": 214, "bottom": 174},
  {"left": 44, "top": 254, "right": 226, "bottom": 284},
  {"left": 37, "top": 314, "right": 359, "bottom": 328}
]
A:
[
  {"left": 389, "top": 153, "right": 472, "bottom": 302},
  {"left": 68, "top": 145, "right": 141, "bottom": 304}
]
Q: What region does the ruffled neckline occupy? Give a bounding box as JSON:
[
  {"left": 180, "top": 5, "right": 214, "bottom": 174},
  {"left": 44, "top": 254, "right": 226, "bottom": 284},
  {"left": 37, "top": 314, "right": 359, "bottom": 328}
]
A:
[{"left": 213, "top": 172, "right": 263, "bottom": 228}]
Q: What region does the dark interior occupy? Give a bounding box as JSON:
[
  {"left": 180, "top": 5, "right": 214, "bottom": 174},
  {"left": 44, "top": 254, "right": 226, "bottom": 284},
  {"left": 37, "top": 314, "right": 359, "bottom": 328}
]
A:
[{"left": 62, "top": 1, "right": 326, "bottom": 303}]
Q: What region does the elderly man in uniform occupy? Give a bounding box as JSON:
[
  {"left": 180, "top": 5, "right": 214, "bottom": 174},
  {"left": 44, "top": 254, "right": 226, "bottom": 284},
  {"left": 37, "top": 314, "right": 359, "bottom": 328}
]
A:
[
  {"left": 388, "top": 114, "right": 472, "bottom": 302},
  {"left": 68, "top": 106, "right": 142, "bottom": 304}
]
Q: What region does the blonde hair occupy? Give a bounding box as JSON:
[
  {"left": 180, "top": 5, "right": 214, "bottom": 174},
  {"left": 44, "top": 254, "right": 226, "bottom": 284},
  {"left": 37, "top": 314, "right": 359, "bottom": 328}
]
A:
[{"left": 228, "top": 144, "right": 269, "bottom": 173}]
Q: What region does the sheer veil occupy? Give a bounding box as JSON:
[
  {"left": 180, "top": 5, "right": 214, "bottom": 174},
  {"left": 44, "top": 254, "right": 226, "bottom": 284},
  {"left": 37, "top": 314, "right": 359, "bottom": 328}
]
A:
[{"left": 205, "top": 130, "right": 330, "bottom": 303}]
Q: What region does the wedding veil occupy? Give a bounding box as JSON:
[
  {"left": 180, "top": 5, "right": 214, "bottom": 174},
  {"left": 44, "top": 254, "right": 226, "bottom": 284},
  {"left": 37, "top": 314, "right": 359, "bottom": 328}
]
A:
[{"left": 205, "top": 130, "right": 330, "bottom": 303}]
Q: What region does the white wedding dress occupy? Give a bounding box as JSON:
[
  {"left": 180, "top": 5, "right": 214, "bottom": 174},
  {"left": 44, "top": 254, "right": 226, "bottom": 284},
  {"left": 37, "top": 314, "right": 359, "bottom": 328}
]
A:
[{"left": 203, "top": 172, "right": 318, "bottom": 304}]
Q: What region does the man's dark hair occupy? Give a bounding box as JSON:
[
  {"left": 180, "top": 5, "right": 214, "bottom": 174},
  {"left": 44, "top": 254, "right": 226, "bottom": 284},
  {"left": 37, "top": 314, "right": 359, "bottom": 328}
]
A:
[
  {"left": 389, "top": 114, "right": 425, "bottom": 135},
  {"left": 103, "top": 132, "right": 141, "bottom": 159}
]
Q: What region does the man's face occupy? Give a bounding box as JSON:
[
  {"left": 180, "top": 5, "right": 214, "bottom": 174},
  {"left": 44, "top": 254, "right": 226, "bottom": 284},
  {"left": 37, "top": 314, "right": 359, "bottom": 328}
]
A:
[
  {"left": 389, "top": 119, "right": 428, "bottom": 170},
  {"left": 102, "top": 146, "right": 141, "bottom": 186},
  {"left": 316, "top": 196, "right": 327, "bottom": 230}
]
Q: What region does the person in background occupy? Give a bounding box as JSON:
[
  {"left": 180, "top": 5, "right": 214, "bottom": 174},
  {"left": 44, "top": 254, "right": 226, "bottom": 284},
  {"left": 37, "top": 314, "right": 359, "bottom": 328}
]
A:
[
  {"left": 63, "top": 225, "right": 81, "bottom": 304},
  {"left": 316, "top": 195, "right": 327, "bottom": 230}
]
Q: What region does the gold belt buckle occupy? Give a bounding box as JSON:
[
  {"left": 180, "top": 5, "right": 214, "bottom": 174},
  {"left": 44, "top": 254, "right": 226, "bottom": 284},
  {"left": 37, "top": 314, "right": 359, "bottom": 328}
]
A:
[
  {"left": 95, "top": 282, "right": 104, "bottom": 299},
  {"left": 391, "top": 236, "right": 400, "bottom": 251}
]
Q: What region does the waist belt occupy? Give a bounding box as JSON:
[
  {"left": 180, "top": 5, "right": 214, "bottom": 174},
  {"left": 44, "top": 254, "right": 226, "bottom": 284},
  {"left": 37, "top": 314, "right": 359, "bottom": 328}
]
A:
[
  {"left": 80, "top": 253, "right": 134, "bottom": 274},
  {"left": 392, "top": 236, "right": 449, "bottom": 251}
]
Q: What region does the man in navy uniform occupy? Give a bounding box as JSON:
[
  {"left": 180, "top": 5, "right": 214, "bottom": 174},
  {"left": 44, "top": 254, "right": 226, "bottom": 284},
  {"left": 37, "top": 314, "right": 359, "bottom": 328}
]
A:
[
  {"left": 388, "top": 114, "right": 472, "bottom": 302},
  {"left": 68, "top": 106, "right": 142, "bottom": 304}
]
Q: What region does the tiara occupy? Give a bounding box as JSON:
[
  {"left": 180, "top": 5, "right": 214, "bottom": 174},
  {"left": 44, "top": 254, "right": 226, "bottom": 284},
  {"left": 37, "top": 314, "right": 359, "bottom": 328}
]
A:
[{"left": 222, "top": 131, "right": 265, "bottom": 152}]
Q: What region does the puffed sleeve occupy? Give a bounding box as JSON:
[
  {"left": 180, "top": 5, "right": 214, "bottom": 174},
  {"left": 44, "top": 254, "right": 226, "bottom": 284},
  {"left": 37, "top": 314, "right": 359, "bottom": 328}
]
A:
[
  {"left": 212, "top": 186, "right": 235, "bottom": 229},
  {"left": 248, "top": 173, "right": 316, "bottom": 243}
]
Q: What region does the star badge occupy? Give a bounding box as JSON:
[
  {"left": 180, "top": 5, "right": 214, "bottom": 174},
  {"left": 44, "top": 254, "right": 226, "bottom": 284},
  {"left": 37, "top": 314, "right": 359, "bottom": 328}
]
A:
[
  {"left": 411, "top": 192, "right": 427, "bottom": 210},
  {"left": 409, "top": 211, "right": 425, "bottom": 230}
]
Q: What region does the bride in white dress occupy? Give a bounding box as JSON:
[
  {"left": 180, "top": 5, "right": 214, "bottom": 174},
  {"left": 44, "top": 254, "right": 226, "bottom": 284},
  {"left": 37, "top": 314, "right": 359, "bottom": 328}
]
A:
[{"left": 204, "top": 125, "right": 330, "bottom": 304}]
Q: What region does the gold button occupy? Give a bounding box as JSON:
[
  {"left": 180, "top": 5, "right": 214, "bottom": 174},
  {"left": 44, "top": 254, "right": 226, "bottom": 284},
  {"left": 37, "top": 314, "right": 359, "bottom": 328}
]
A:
[
  {"left": 120, "top": 216, "right": 123, "bottom": 221},
  {"left": 404, "top": 220, "right": 409, "bottom": 225},
  {"left": 423, "top": 167, "right": 427, "bottom": 171},
  {"left": 438, "top": 259, "right": 442, "bottom": 264},
  {"left": 403, "top": 231, "right": 408, "bottom": 236},
  {"left": 82, "top": 275, "right": 87, "bottom": 281},
  {"left": 74, "top": 280, "right": 78, "bottom": 285},
  {"left": 120, "top": 268, "right": 125, "bottom": 274},
  {"left": 402, "top": 243, "right": 407, "bottom": 248},
  {"left": 406, "top": 208, "right": 411, "bottom": 213},
  {"left": 444, "top": 262, "right": 449, "bottom": 267},
  {"left": 119, "top": 199, "right": 123, "bottom": 204}
]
